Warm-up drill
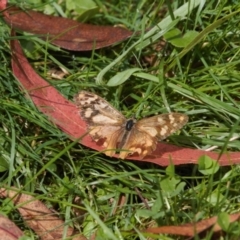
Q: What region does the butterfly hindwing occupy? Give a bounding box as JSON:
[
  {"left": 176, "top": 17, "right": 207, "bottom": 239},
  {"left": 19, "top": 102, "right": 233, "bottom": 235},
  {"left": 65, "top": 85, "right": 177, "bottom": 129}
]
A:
[{"left": 118, "top": 126, "right": 157, "bottom": 159}]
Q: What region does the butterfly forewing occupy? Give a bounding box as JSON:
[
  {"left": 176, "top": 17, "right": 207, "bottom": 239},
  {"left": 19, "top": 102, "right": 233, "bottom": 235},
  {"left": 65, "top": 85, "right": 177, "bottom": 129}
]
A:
[
  {"left": 136, "top": 113, "right": 189, "bottom": 141},
  {"left": 74, "top": 91, "right": 126, "bottom": 126}
]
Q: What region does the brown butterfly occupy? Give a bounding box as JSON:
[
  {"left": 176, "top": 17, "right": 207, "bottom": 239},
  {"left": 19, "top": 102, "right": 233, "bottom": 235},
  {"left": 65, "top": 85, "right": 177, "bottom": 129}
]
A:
[{"left": 74, "top": 91, "right": 188, "bottom": 159}]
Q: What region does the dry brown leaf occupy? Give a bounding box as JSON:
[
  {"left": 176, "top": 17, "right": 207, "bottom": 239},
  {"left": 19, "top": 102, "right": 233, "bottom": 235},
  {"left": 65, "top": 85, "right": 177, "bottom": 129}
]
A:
[
  {"left": 145, "top": 213, "right": 240, "bottom": 238},
  {"left": 4, "top": 6, "right": 132, "bottom": 51},
  {"left": 0, "top": 188, "right": 86, "bottom": 240},
  {"left": 0, "top": 214, "right": 24, "bottom": 240}
]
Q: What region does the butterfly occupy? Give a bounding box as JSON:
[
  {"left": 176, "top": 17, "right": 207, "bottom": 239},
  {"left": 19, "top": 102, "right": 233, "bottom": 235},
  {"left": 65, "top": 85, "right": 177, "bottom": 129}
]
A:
[{"left": 74, "top": 91, "right": 188, "bottom": 159}]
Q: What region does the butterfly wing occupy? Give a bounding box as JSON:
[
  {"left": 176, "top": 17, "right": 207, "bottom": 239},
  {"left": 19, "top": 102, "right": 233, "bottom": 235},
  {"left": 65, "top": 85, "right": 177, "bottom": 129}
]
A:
[
  {"left": 74, "top": 91, "right": 126, "bottom": 156},
  {"left": 118, "top": 127, "right": 157, "bottom": 159},
  {"left": 136, "top": 113, "right": 188, "bottom": 140},
  {"left": 119, "top": 113, "right": 188, "bottom": 159},
  {"left": 74, "top": 91, "right": 188, "bottom": 159}
]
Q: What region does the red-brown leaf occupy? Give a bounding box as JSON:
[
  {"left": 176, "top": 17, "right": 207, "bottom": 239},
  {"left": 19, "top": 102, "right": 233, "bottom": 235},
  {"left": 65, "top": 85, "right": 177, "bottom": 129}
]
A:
[
  {"left": 0, "top": 214, "right": 24, "bottom": 239},
  {"left": 0, "top": 188, "right": 87, "bottom": 240},
  {"left": 145, "top": 213, "right": 240, "bottom": 238},
  {"left": 127, "top": 143, "right": 240, "bottom": 166},
  {"left": 4, "top": 6, "right": 132, "bottom": 51}
]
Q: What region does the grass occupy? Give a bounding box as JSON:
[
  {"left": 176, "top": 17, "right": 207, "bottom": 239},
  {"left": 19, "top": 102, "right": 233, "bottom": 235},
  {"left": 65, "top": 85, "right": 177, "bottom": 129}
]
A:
[{"left": 1, "top": 0, "right": 240, "bottom": 239}]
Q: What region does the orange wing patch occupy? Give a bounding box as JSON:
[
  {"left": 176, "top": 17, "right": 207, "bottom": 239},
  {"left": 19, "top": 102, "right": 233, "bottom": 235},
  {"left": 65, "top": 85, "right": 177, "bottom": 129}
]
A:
[{"left": 74, "top": 91, "right": 188, "bottom": 159}]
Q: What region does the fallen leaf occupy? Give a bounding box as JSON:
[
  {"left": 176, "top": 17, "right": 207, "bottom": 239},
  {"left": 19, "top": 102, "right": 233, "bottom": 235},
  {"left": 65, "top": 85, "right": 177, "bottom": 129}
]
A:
[
  {"left": 145, "top": 213, "right": 240, "bottom": 237},
  {"left": 0, "top": 187, "right": 86, "bottom": 240},
  {"left": 4, "top": 6, "right": 132, "bottom": 51},
  {"left": 0, "top": 214, "right": 24, "bottom": 239},
  {"left": 47, "top": 67, "right": 69, "bottom": 80}
]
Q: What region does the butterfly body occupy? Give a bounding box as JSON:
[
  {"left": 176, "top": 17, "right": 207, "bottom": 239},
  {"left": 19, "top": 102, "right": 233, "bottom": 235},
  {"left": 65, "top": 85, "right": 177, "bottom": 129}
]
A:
[
  {"left": 74, "top": 91, "right": 188, "bottom": 159},
  {"left": 125, "top": 119, "right": 135, "bottom": 131}
]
